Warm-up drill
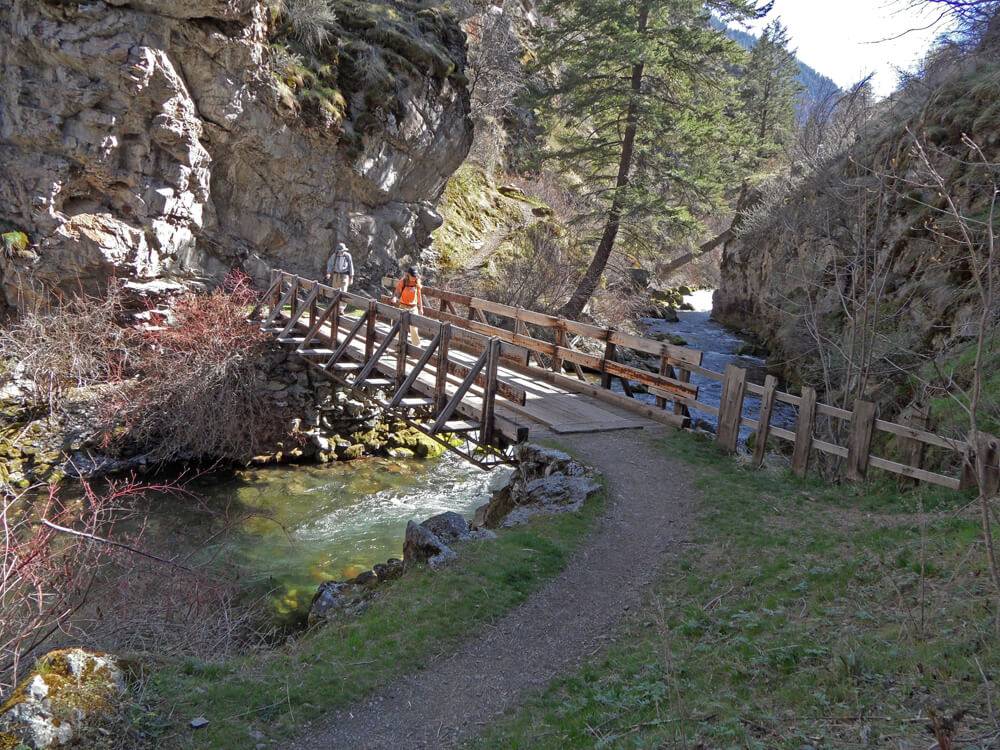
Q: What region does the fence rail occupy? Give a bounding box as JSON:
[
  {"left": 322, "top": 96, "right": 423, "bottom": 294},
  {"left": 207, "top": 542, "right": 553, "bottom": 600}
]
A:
[{"left": 383, "top": 277, "right": 979, "bottom": 491}]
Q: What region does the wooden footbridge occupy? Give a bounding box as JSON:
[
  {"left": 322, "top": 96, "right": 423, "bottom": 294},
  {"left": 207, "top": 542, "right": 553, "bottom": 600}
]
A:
[
  {"left": 252, "top": 269, "right": 983, "bottom": 489},
  {"left": 251, "top": 270, "right": 701, "bottom": 467}
]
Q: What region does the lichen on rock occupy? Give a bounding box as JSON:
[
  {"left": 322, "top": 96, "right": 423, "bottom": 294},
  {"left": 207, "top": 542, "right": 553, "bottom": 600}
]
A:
[{"left": 0, "top": 649, "right": 127, "bottom": 749}]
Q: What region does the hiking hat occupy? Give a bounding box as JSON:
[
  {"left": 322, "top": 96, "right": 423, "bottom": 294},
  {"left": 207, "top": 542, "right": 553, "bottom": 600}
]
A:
[
  {"left": 407, "top": 266, "right": 420, "bottom": 278},
  {"left": 336, "top": 242, "right": 349, "bottom": 253}
]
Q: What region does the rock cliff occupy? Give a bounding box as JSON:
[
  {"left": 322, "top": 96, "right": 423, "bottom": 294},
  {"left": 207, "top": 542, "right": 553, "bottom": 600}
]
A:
[{"left": 0, "top": 0, "right": 472, "bottom": 310}]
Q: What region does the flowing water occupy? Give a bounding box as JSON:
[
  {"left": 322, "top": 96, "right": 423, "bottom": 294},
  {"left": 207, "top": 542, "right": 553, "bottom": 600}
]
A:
[
  {"left": 635, "top": 289, "right": 796, "bottom": 442},
  {"left": 144, "top": 456, "right": 503, "bottom": 617}
]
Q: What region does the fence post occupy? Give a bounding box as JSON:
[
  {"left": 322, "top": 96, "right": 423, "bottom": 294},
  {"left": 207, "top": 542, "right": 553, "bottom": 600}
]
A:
[
  {"left": 366, "top": 300, "right": 378, "bottom": 362},
  {"left": 845, "top": 400, "right": 877, "bottom": 482},
  {"left": 435, "top": 323, "right": 452, "bottom": 414},
  {"left": 656, "top": 352, "right": 670, "bottom": 409},
  {"left": 901, "top": 404, "right": 929, "bottom": 485},
  {"left": 792, "top": 387, "right": 817, "bottom": 478},
  {"left": 396, "top": 311, "right": 410, "bottom": 388},
  {"left": 553, "top": 324, "right": 567, "bottom": 374},
  {"left": 717, "top": 364, "right": 747, "bottom": 453},
  {"left": 480, "top": 337, "right": 501, "bottom": 445},
  {"left": 963, "top": 431, "right": 1000, "bottom": 494},
  {"left": 752, "top": 374, "right": 778, "bottom": 469}
]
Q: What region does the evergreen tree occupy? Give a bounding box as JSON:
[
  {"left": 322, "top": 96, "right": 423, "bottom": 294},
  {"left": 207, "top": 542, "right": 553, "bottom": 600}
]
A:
[
  {"left": 534, "top": 0, "right": 769, "bottom": 318},
  {"left": 740, "top": 21, "right": 802, "bottom": 164}
]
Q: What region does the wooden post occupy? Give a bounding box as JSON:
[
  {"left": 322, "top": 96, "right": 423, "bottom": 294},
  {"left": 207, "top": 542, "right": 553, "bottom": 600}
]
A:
[
  {"left": 791, "top": 387, "right": 817, "bottom": 478},
  {"left": 900, "top": 404, "right": 930, "bottom": 485},
  {"left": 673, "top": 353, "right": 698, "bottom": 419},
  {"left": 553, "top": 325, "right": 567, "bottom": 374},
  {"left": 435, "top": 323, "right": 452, "bottom": 414},
  {"left": 752, "top": 374, "right": 778, "bottom": 469},
  {"left": 656, "top": 353, "right": 670, "bottom": 409},
  {"left": 329, "top": 292, "right": 341, "bottom": 347},
  {"left": 845, "top": 400, "right": 877, "bottom": 482},
  {"left": 962, "top": 431, "right": 1000, "bottom": 494},
  {"left": 396, "top": 311, "right": 410, "bottom": 387},
  {"left": 716, "top": 364, "right": 747, "bottom": 453},
  {"left": 480, "top": 337, "right": 501, "bottom": 445},
  {"left": 309, "top": 290, "right": 318, "bottom": 330},
  {"left": 366, "top": 300, "right": 378, "bottom": 362},
  {"left": 600, "top": 339, "right": 616, "bottom": 389}
]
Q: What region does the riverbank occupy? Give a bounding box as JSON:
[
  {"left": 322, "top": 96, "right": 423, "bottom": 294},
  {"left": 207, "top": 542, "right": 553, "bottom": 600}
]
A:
[
  {"left": 471, "top": 431, "right": 996, "bottom": 749},
  {"left": 136, "top": 478, "right": 605, "bottom": 748}
]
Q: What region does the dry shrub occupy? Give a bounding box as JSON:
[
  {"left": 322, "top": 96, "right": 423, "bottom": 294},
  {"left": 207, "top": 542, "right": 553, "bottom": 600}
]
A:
[
  {"left": 0, "top": 287, "right": 132, "bottom": 410},
  {"left": 0, "top": 477, "right": 173, "bottom": 694},
  {"left": 111, "top": 274, "right": 280, "bottom": 463},
  {"left": 481, "top": 223, "right": 581, "bottom": 313}
]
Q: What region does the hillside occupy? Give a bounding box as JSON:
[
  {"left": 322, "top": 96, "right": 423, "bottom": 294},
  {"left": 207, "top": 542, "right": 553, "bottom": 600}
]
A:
[{"left": 715, "top": 24, "right": 1000, "bottom": 431}]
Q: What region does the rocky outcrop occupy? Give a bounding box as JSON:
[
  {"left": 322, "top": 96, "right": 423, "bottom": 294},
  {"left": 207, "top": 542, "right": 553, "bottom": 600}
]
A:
[
  {"left": 0, "top": 649, "right": 127, "bottom": 749},
  {"left": 0, "top": 0, "right": 472, "bottom": 310},
  {"left": 476, "top": 443, "right": 601, "bottom": 528}
]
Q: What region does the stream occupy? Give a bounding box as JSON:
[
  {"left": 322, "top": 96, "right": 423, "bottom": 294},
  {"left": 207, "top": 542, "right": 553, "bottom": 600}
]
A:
[
  {"left": 142, "top": 456, "right": 503, "bottom": 618},
  {"left": 634, "top": 289, "right": 797, "bottom": 441}
]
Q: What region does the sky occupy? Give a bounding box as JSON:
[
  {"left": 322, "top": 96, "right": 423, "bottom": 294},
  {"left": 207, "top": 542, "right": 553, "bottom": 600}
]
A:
[{"left": 741, "top": 0, "right": 953, "bottom": 97}]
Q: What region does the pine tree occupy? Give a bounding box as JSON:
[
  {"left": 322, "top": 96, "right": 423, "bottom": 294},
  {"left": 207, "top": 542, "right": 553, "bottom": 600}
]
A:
[
  {"left": 738, "top": 20, "right": 802, "bottom": 176},
  {"left": 534, "top": 0, "right": 768, "bottom": 319}
]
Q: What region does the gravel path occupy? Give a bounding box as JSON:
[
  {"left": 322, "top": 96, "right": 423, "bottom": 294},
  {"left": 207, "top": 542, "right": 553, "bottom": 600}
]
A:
[{"left": 294, "top": 425, "right": 698, "bottom": 749}]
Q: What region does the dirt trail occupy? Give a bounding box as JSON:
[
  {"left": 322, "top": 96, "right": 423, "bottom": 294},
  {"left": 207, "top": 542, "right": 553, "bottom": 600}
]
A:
[{"left": 294, "top": 425, "right": 698, "bottom": 749}]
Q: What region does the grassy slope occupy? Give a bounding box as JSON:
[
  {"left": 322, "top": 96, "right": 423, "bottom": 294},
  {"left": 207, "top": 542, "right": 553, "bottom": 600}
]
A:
[
  {"left": 144, "top": 493, "right": 603, "bottom": 749},
  {"left": 472, "top": 432, "right": 997, "bottom": 749}
]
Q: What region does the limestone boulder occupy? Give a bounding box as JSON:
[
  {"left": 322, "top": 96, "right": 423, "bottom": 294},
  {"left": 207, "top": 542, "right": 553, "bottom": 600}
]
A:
[{"left": 0, "top": 649, "right": 127, "bottom": 749}]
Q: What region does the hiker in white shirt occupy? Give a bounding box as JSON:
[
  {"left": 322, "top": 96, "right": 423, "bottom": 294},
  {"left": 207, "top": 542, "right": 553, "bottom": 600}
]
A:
[{"left": 325, "top": 242, "right": 354, "bottom": 291}]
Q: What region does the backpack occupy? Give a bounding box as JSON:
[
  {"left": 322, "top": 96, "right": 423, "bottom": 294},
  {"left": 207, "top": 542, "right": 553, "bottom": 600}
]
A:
[{"left": 332, "top": 251, "right": 351, "bottom": 275}]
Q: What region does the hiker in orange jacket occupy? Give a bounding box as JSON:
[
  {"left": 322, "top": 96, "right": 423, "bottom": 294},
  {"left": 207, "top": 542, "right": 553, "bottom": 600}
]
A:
[{"left": 392, "top": 267, "right": 424, "bottom": 345}]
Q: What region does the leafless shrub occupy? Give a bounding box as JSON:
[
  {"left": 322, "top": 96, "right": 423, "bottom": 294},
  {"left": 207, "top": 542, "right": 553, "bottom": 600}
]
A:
[
  {"left": 479, "top": 223, "right": 580, "bottom": 313},
  {"left": 461, "top": 2, "right": 528, "bottom": 170},
  {"left": 0, "top": 477, "right": 181, "bottom": 694},
  {"left": 0, "top": 286, "right": 132, "bottom": 411},
  {"left": 108, "top": 275, "right": 280, "bottom": 464}
]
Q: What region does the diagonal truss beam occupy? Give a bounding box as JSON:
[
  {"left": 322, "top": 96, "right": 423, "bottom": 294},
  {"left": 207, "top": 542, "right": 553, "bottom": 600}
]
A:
[
  {"left": 324, "top": 310, "right": 368, "bottom": 369},
  {"left": 354, "top": 321, "right": 401, "bottom": 384},
  {"left": 431, "top": 349, "right": 488, "bottom": 433},
  {"left": 389, "top": 331, "right": 442, "bottom": 408},
  {"left": 279, "top": 285, "right": 319, "bottom": 338}
]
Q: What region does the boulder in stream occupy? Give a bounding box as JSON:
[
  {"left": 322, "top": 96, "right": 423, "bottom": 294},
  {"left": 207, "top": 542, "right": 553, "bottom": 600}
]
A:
[
  {"left": 420, "top": 511, "right": 496, "bottom": 545},
  {"left": 481, "top": 444, "right": 602, "bottom": 528}
]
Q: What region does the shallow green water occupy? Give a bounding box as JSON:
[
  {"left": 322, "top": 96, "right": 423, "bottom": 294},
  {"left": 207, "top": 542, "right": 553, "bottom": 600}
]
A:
[{"left": 153, "top": 456, "right": 504, "bottom": 617}]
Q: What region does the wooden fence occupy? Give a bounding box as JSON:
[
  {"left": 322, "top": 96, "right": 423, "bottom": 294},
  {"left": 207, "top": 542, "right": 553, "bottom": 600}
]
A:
[{"left": 384, "top": 278, "right": 979, "bottom": 491}]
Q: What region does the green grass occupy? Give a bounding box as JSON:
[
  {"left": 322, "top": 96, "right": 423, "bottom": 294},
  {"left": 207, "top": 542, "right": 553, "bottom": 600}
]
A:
[
  {"left": 470, "top": 432, "right": 998, "bottom": 749},
  {"left": 146, "top": 493, "right": 603, "bottom": 748}
]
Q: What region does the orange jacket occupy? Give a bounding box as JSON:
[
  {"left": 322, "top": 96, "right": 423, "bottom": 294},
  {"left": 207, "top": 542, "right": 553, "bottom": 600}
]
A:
[{"left": 395, "top": 276, "right": 422, "bottom": 307}]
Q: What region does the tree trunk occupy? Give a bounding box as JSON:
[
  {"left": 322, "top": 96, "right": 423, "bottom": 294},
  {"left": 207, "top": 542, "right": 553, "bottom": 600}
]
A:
[{"left": 559, "top": 3, "right": 649, "bottom": 320}]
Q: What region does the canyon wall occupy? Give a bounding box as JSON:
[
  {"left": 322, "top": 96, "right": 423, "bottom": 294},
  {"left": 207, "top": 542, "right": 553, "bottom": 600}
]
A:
[{"left": 0, "top": 0, "right": 472, "bottom": 309}]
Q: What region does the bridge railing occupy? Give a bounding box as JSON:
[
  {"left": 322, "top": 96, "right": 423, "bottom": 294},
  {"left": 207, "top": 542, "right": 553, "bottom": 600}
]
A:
[
  {"left": 381, "top": 277, "right": 704, "bottom": 428},
  {"left": 377, "top": 276, "right": 987, "bottom": 491}
]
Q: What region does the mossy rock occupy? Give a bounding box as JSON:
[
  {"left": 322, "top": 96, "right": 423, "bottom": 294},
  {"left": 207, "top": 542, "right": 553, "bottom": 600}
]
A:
[
  {"left": 0, "top": 649, "right": 126, "bottom": 748},
  {"left": 343, "top": 444, "right": 366, "bottom": 460},
  {"left": 391, "top": 427, "right": 445, "bottom": 459}
]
